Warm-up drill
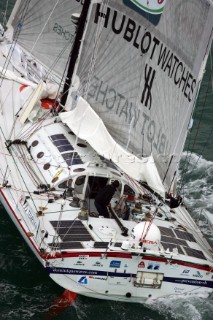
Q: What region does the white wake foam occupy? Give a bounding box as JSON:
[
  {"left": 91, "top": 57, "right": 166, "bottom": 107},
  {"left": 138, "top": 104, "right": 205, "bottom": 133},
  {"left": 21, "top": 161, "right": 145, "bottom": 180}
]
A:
[
  {"left": 179, "top": 152, "right": 213, "bottom": 240},
  {"left": 145, "top": 292, "right": 213, "bottom": 320}
]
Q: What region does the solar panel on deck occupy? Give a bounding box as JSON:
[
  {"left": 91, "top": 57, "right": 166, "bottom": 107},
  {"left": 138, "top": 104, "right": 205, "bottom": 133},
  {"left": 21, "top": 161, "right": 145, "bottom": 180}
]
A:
[
  {"left": 114, "top": 242, "right": 122, "bottom": 247},
  {"left": 60, "top": 242, "right": 84, "bottom": 249},
  {"left": 58, "top": 145, "right": 74, "bottom": 152},
  {"left": 94, "top": 242, "right": 109, "bottom": 248},
  {"left": 53, "top": 139, "right": 71, "bottom": 147},
  {"left": 161, "top": 242, "right": 184, "bottom": 255},
  {"left": 62, "top": 152, "right": 83, "bottom": 166},
  {"left": 174, "top": 229, "right": 196, "bottom": 242},
  {"left": 50, "top": 220, "right": 93, "bottom": 248},
  {"left": 50, "top": 134, "right": 74, "bottom": 153},
  {"left": 50, "top": 134, "right": 83, "bottom": 166},
  {"left": 63, "top": 234, "right": 93, "bottom": 241},
  {"left": 49, "top": 242, "right": 83, "bottom": 249},
  {"left": 56, "top": 226, "right": 90, "bottom": 235},
  {"left": 183, "top": 247, "right": 207, "bottom": 260},
  {"left": 51, "top": 220, "right": 91, "bottom": 236},
  {"left": 159, "top": 226, "right": 175, "bottom": 237},
  {"left": 51, "top": 134, "right": 66, "bottom": 141},
  {"left": 51, "top": 220, "right": 83, "bottom": 228},
  {"left": 53, "top": 139, "right": 69, "bottom": 146},
  {"left": 161, "top": 235, "right": 187, "bottom": 246}
]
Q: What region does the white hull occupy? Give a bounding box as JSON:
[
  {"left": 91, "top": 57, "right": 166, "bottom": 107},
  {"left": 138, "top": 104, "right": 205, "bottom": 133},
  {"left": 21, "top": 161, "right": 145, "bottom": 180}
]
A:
[{"left": 0, "top": 187, "right": 212, "bottom": 303}]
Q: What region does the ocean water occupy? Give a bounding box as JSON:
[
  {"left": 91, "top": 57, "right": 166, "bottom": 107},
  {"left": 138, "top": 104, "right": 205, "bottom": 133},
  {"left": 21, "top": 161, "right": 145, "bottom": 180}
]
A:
[{"left": 0, "top": 1, "right": 213, "bottom": 319}]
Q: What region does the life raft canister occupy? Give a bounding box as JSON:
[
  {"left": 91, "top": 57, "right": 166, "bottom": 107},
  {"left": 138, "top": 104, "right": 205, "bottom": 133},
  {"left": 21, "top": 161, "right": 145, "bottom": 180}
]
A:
[{"left": 19, "top": 85, "right": 57, "bottom": 109}]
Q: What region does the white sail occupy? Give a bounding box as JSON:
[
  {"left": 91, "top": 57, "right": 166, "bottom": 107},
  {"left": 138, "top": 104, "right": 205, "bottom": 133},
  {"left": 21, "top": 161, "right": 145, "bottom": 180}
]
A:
[
  {"left": 7, "top": 0, "right": 83, "bottom": 78},
  {"left": 67, "top": 0, "right": 213, "bottom": 190},
  {"left": 60, "top": 96, "right": 165, "bottom": 197}
]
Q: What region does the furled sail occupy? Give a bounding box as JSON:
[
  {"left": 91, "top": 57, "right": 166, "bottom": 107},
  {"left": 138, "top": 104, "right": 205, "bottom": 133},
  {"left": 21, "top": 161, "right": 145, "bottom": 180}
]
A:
[
  {"left": 7, "top": 0, "right": 83, "bottom": 78},
  {"left": 60, "top": 96, "right": 165, "bottom": 197},
  {"left": 66, "top": 0, "right": 213, "bottom": 190}
]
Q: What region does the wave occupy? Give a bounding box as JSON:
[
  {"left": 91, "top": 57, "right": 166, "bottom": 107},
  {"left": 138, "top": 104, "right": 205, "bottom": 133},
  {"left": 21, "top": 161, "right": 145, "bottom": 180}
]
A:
[
  {"left": 145, "top": 292, "right": 213, "bottom": 320},
  {"left": 179, "top": 152, "right": 213, "bottom": 241}
]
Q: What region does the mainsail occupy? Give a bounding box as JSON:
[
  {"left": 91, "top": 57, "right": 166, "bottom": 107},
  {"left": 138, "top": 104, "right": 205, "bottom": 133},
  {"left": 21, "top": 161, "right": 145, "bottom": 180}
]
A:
[
  {"left": 7, "top": 0, "right": 83, "bottom": 78},
  {"left": 66, "top": 0, "right": 213, "bottom": 191}
]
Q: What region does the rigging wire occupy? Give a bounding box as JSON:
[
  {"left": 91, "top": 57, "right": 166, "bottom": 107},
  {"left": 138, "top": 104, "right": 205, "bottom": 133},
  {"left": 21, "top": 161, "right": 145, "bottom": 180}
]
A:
[
  {"left": 30, "top": 0, "right": 60, "bottom": 54},
  {"left": 0, "top": 0, "right": 31, "bottom": 87},
  {"left": 83, "top": 0, "right": 110, "bottom": 99}
]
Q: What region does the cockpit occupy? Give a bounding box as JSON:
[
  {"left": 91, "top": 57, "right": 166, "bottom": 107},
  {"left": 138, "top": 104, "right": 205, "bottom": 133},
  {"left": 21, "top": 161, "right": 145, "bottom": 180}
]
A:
[{"left": 53, "top": 174, "right": 136, "bottom": 218}]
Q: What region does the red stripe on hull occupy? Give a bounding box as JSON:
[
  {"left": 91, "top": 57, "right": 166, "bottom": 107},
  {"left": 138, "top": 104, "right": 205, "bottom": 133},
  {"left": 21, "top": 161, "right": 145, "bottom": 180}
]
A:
[{"left": 1, "top": 189, "right": 212, "bottom": 274}]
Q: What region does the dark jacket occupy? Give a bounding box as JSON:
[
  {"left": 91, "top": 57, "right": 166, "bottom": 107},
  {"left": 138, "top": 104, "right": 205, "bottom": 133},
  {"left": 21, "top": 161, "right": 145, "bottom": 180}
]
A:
[
  {"left": 95, "top": 184, "right": 116, "bottom": 206},
  {"left": 170, "top": 196, "right": 182, "bottom": 209}
]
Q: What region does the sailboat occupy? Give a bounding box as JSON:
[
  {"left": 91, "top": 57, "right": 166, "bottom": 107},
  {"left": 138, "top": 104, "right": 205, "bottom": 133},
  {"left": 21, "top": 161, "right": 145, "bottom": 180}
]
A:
[{"left": 0, "top": 0, "right": 213, "bottom": 303}]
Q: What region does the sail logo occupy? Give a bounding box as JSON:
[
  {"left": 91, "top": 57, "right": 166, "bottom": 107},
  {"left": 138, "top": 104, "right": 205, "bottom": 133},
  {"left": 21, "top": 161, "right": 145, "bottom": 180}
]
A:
[
  {"left": 141, "top": 65, "right": 156, "bottom": 109},
  {"left": 53, "top": 23, "right": 74, "bottom": 42},
  {"left": 123, "top": 0, "right": 167, "bottom": 25}
]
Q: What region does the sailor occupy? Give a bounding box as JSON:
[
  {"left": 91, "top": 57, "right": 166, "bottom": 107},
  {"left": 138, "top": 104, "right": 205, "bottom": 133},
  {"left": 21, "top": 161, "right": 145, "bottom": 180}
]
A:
[
  {"left": 170, "top": 195, "right": 183, "bottom": 209},
  {"left": 94, "top": 180, "right": 119, "bottom": 218},
  {"left": 165, "top": 192, "right": 183, "bottom": 209}
]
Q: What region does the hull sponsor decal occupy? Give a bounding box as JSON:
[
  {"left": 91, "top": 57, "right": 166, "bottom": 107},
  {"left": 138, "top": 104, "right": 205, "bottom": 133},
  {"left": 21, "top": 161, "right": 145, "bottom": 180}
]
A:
[
  {"left": 147, "top": 262, "right": 160, "bottom": 270},
  {"left": 46, "top": 266, "right": 132, "bottom": 278},
  {"left": 46, "top": 267, "right": 213, "bottom": 288},
  {"left": 109, "top": 260, "right": 121, "bottom": 268},
  {"left": 163, "top": 277, "right": 213, "bottom": 288}
]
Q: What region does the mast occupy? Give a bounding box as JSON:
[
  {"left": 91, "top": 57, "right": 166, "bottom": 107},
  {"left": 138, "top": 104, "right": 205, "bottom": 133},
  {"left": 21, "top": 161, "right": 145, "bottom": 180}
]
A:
[{"left": 60, "top": 0, "right": 91, "bottom": 107}]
